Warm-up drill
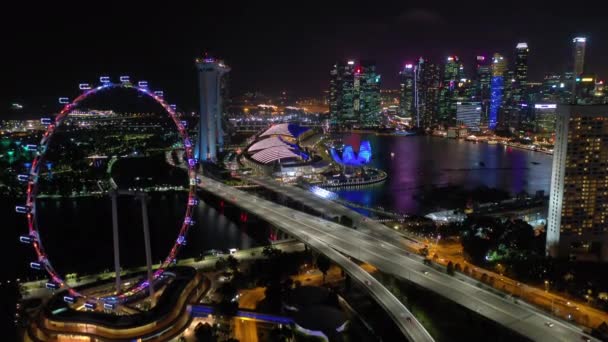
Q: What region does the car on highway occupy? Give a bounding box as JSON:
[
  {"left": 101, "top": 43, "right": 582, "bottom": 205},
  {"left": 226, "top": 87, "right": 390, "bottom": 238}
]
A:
[{"left": 545, "top": 322, "right": 554, "bottom": 328}]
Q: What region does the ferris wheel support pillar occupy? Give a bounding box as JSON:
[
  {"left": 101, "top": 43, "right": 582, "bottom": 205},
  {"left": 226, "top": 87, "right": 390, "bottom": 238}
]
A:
[
  {"left": 139, "top": 193, "right": 154, "bottom": 299},
  {"left": 111, "top": 191, "right": 121, "bottom": 294}
]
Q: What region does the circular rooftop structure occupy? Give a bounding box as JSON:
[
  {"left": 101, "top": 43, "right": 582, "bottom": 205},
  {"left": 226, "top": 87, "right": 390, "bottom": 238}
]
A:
[{"left": 240, "top": 123, "right": 328, "bottom": 177}]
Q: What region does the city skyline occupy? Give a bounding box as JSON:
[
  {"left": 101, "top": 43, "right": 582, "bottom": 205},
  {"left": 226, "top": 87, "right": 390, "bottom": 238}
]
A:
[
  {"left": 5, "top": 5, "right": 608, "bottom": 340},
  {"left": 3, "top": 3, "right": 608, "bottom": 114}
]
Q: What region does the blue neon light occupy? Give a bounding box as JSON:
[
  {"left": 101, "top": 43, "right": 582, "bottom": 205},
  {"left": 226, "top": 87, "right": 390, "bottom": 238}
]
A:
[
  {"left": 330, "top": 140, "right": 373, "bottom": 166},
  {"left": 342, "top": 146, "right": 355, "bottom": 164},
  {"left": 358, "top": 140, "right": 372, "bottom": 164},
  {"left": 489, "top": 76, "right": 503, "bottom": 130}
]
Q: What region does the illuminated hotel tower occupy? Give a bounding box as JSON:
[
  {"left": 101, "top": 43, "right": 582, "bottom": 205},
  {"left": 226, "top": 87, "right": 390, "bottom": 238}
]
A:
[
  {"left": 195, "top": 56, "right": 230, "bottom": 161},
  {"left": 547, "top": 105, "right": 608, "bottom": 261}
]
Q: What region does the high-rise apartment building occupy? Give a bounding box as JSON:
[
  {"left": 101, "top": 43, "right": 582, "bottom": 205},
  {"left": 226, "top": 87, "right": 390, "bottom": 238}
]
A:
[{"left": 547, "top": 105, "right": 608, "bottom": 261}]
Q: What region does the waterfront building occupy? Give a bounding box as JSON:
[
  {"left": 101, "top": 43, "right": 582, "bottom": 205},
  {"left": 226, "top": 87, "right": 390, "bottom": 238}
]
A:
[
  {"left": 489, "top": 53, "right": 507, "bottom": 129},
  {"left": 356, "top": 61, "right": 382, "bottom": 126},
  {"left": 330, "top": 60, "right": 356, "bottom": 126},
  {"left": 195, "top": 56, "right": 230, "bottom": 161},
  {"left": 456, "top": 101, "right": 482, "bottom": 131},
  {"left": 330, "top": 60, "right": 380, "bottom": 126},
  {"left": 438, "top": 56, "right": 463, "bottom": 124},
  {"left": 419, "top": 58, "right": 441, "bottom": 128},
  {"left": 547, "top": 105, "right": 608, "bottom": 261},
  {"left": 514, "top": 42, "right": 529, "bottom": 103},
  {"left": 399, "top": 64, "right": 415, "bottom": 118}
]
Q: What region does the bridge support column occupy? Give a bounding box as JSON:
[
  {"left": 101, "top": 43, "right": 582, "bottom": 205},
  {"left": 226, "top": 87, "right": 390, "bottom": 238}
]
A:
[
  {"left": 111, "top": 191, "right": 121, "bottom": 294},
  {"left": 139, "top": 193, "right": 154, "bottom": 299}
]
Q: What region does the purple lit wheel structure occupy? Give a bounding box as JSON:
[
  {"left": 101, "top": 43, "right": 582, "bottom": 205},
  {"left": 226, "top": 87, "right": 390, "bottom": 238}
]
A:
[{"left": 21, "top": 81, "right": 198, "bottom": 305}]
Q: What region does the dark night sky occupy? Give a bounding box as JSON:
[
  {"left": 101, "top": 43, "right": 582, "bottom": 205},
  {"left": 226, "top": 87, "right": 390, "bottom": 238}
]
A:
[{"left": 2, "top": 1, "right": 607, "bottom": 115}]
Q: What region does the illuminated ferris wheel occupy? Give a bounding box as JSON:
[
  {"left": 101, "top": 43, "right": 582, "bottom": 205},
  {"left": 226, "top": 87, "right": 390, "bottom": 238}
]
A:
[{"left": 16, "top": 76, "right": 200, "bottom": 307}]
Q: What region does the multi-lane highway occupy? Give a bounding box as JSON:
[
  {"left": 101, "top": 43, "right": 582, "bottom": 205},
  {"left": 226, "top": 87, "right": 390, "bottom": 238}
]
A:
[
  {"left": 198, "top": 174, "right": 597, "bottom": 342},
  {"left": 197, "top": 177, "right": 434, "bottom": 342},
  {"left": 243, "top": 175, "right": 608, "bottom": 331}
]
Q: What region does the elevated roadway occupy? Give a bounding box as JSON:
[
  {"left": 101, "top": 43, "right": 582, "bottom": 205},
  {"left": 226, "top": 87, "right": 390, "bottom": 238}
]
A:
[
  {"left": 198, "top": 177, "right": 434, "bottom": 341},
  {"left": 198, "top": 175, "right": 597, "bottom": 342}
]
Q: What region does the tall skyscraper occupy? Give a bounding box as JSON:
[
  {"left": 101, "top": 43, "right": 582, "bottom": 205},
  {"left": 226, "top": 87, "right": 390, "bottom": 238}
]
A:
[
  {"left": 534, "top": 103, "right": 557, "bottom": 133},
  {"left": 330, "top": 60, "right": 356, "bottom": 125},
  {"left": 489, "top": 53, "right": 507, "bottom": 129},
  {"left": 195, "top": 56, "right": 230, "bottom": 161},
  {"left": 419, "top": 58, "right": 441, "bottom": 128},
  {"left": 573, "top": 37, "right": 587, "bottom": 76},
  {"left": 475, "top": 56, "right": 491, "bottom": 127},
  {"left": 356, "top": 61, "right": 382, "bottom": 125},
  {"left": 330, "top": 60, "right": 380, "bottom": 126},
  {"left": 571, "top": 37, "right": 587, "bottom": 103},
  {"left": 438, "top": 56, "right": 463, "bottom": 124},
  {"left": 399, "top": 64, "right": 415, "bottom": 118},
  {"left": 547, "top": 105, "right": 608, "bottom": 261},
  {"left": 514, "top": 42, "right": 529, "bottom": 102}
]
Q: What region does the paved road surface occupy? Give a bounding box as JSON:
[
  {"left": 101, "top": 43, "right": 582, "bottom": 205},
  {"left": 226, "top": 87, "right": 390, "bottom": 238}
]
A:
[
  {"left": 199, "top": 175, "right": 597, "bottom": 342},
  {"left": 198, "top": 177, "right": 434, "bottom": 342}
]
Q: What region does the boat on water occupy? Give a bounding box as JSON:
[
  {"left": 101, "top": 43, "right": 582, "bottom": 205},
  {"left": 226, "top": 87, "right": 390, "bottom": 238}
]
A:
[
  {"left": 531, "top": 161, "right": 540, "bottom": 165},
  {"left": 394, "top": 129, "right": 417, "bottom": 136},
  {"left": 487, "top": 140, "right": 498, "bottom": 145}
]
